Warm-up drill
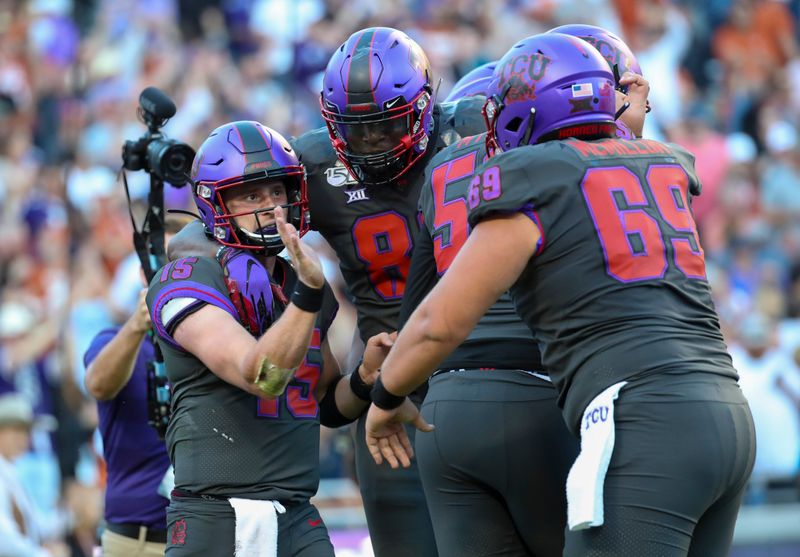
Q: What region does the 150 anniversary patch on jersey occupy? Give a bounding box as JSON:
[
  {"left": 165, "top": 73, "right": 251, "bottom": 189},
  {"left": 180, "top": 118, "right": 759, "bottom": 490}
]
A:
[
  {"left": 325, "top": 161, "right": 359, "bottom": 187},
  {"left": 324, "top": 161, "right": 369, "bottom": 203}
]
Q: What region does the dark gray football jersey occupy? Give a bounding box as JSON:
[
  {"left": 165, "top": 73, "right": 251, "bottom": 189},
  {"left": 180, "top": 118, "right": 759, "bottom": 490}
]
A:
[
  {"left": 146, "top": 255, "right": 337, "bottom": 501},
  {"left": 400, "top": 132, "right": 543, "bottom": 371},
  {"left": 468, "top": 137, "right": 737, "bottom": 432},
  {"left": 292, "top": 96, "right": 486, "bottom": 342}
]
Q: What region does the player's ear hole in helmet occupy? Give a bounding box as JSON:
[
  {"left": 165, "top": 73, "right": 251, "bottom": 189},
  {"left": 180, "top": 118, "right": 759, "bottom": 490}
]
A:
[
  {"left": 483, "top": 33, "right": 617, "bottom": 154},
  {"left": 191, "top": 121, "right": 309, "bottom": 256},
  {"left": 320, "top": 27, "right": 436, "bottom": 186}
]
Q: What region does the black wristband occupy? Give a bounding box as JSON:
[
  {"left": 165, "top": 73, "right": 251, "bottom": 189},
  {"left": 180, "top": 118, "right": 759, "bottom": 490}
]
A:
[
  {"left": 290, "top": 280, "right": 324, "bottom": 313},
  {"left": 319, "top": 375, "right": 356, "bottom": 428},
  {"left": 349, "top": 360, "right": 373, "bottom": 402},
  {"left": 371, "top": 376, "right": 406, "bottom": 410}
]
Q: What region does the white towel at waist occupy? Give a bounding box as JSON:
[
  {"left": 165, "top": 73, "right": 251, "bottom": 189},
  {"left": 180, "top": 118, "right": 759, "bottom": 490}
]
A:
[
  {"left": 566, "top": 380, "right": 627, "bottom": 531},
  {"left": 229, "top": 497, "right": 286, "bottom": 557}
]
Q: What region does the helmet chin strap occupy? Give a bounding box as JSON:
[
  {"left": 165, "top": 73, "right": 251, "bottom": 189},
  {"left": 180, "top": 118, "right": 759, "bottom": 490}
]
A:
[
  {"left": 615, "top": 101, "right": 630, "bottom": 120},
  {"left": 520, "top": 107, "right": 537, "bottom": 146}
]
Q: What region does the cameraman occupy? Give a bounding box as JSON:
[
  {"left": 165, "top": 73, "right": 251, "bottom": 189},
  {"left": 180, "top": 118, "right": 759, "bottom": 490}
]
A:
[{"left": 83, "top": 216, "right": 189, "bottom": 557}]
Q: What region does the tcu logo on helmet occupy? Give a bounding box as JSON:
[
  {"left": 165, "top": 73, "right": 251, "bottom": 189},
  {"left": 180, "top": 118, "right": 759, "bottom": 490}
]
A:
[{"left": 495, "top": 52, "right": 552, "bottom": 104}]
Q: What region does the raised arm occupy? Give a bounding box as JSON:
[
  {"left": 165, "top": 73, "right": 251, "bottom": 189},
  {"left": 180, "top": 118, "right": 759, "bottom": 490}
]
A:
[
  {"left": 173, "top": 206, "right": 326, "bottom": 398},
  {"left": 84, "top": 289, "right": 151, "bottom": 401}
]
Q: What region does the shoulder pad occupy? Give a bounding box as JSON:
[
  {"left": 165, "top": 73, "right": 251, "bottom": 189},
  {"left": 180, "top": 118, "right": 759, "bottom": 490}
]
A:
[
  {"left": 665, "top": 142, "right": 701, "bottom": 196},
  {"left": 444, "top": 96, "right": 487, "bottom": 134},
  {"left": 292, "top": 127, "right": 337, "bottom": 169},
  {"left": 147, "top": 256, "right": 240, "bottom": 350}
]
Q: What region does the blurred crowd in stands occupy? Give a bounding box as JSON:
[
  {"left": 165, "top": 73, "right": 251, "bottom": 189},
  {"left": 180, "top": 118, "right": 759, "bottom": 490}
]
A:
[{"left": 1, "top": 0, "right": 800, "bottom": 554}]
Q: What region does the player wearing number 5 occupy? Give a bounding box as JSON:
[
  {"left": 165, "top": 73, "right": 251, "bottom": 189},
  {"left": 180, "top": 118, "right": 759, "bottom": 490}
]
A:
[
  {"left": 395, "top": 128, "right": 578, "bottom": 556},
  {"left": 367, "top": 34, "right": 755, "bottom": 557},
  {"left": 146, "top": 121, "right": 390, "bottom": 557}
]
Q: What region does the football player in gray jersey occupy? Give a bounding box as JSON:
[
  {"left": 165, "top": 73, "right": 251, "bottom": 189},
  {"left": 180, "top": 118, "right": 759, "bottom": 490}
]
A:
[
  {"left": 399, "top": 129, "right": 577, "bottom": 557},
  {"left": 375, "top": 25, "right": 652, "bottom": 557},
  {"left": 169, "top": 28, "right": 486, "bottom": 557},
  {"left": 295, "top": 28, "right": 487, "bottom": 557},
  {"left": 147, "top": 121, "right": 392, "bottom": 557},
  {"left": 367, "top": 34, "right": 754, "bottom": 557}
]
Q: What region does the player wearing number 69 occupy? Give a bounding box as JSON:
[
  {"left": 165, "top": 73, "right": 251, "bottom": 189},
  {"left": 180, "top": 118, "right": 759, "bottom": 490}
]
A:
[
  {"left": 146, "top": 121, "right": 393, "bottom": 557},
  {"left": 366, "top": 33, "right": 756, "bottom": 557}
]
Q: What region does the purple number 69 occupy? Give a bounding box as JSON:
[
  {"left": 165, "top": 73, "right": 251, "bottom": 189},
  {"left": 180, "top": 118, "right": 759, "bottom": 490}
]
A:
[
  {"left": 482, "top": 166, "right": 501, "bottom": 201},
  {"left": 467, "top": 166, "right": 502, "bottom": 209}
]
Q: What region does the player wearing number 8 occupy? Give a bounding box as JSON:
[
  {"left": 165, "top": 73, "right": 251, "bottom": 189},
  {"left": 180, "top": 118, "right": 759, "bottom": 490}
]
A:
[
  {"left": 367, "top": 33, "right": 755, "bottom": 557},
  {"left": 146, "top": 121, "right": 387, "bottom": 556},
  {"left": 292, "top": 27, "right": 487, "bottom": 557},
  {"left": 296, "top": 26, "right": 485, "bottom": 341}
]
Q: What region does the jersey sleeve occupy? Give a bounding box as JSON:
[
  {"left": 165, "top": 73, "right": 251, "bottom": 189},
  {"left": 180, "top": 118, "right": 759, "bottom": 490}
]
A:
[
  {"left": 467, "top": 145, "right": 578, "bottom": 257},
  {"left": 146, "top": 256, "right": 240, "bottom": 350},
  {"left": 467, "top": 147, "right": 539, "bottom": 226},
  {"left": 667, "top": 143, "right": 702, "bottom": 197},
  {"left": 292, "top": 128, "right": 341, "bottom": 232},
  {"left": 290, "top": 129, "right": 335, "bottom": 170},
  {"left": 167, "top": 219, "right": 217, "bottom": 261}
]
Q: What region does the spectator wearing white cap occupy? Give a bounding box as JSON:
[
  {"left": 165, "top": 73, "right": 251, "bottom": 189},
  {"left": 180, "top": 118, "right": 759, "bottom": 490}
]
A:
[{"left": 0, "top": 392, "right": 65, "bottom": 557}]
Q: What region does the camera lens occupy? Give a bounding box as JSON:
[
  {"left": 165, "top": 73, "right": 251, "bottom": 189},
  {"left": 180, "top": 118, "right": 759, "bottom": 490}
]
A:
[{"left": 146, "top": 138, "right": 196, "bottom": 186}]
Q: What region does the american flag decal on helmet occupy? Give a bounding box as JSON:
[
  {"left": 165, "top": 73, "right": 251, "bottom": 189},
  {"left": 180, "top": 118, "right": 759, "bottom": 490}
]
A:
[{"left": 571, "top": 83, "right": 594, "bottom": 98}]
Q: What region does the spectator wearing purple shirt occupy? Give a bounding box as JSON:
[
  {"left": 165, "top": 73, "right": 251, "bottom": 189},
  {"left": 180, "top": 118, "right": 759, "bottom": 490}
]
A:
[{"left": 83, "top": 286, "right": 170, "bottom": 556}]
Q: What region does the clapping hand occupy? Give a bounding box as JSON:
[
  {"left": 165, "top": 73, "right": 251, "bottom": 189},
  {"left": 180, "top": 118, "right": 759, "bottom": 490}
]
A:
[{"left": 275, "top": 205, "right": 324, "bottom": 288}]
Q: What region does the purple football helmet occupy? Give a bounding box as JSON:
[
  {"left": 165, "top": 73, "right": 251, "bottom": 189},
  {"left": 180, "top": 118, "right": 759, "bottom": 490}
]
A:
[
  {"left": 191, "top": 121, "right": 309, "bottom": 255},
  {"left": 484, "top": 33, "right": 616, "bottom": 152},
  {"left": 548, "top": 24, "right": 641, "bottom": 93},
  {"left": 320, "top": 27, "right": 435, "bottom": 186},
  {"left": 445, "top": 62, "right": 497, "bottom": 103}
]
